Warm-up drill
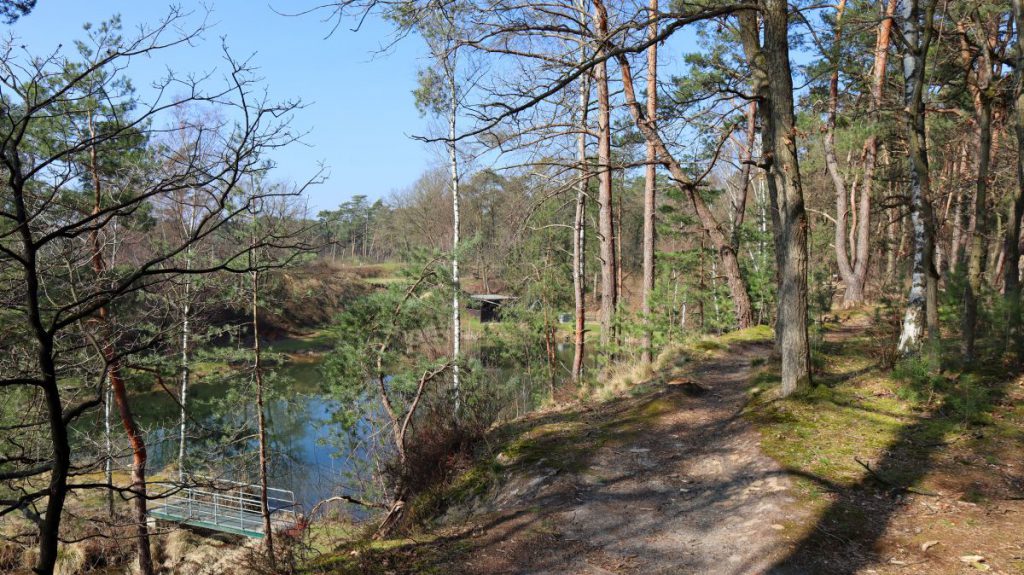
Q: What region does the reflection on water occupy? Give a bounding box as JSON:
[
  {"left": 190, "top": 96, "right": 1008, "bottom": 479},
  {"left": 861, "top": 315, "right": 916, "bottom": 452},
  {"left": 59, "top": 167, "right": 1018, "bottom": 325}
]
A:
[
  {"left": 95, "top": 337, "right": 583, "bottom": 512},
  {"left": 125, "top": 351, "right": 363, "bottom": 511}
]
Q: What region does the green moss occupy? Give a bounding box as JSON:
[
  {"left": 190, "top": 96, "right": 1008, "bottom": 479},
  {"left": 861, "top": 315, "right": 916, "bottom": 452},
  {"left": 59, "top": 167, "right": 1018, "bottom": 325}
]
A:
[
  {"left": 719, "top": 324, "right": 775, "bottom": 344},
  {"left": 302, "top": 536, "right": 463, "bottom": 575},
  {"left": 448, "top": 460, "right": 502, "bottom": 503},
  {"left": 747, "top": 366, "right": 918, "bottom": 487},
  {"left": 501, "top": 420, "right": 596, "bottom": 473},
  {"left": 692, "top": 338, "right": 727, "bottom": 352}
]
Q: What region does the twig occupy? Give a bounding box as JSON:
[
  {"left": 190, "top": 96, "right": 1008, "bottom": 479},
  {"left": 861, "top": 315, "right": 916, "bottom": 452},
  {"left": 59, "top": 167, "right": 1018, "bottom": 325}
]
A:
[
  {"left": 855, "top": 457, "right": 940, "bottom": 496},
  {"left": 307, "top": 495, "right": 387, "bottom": 522}
]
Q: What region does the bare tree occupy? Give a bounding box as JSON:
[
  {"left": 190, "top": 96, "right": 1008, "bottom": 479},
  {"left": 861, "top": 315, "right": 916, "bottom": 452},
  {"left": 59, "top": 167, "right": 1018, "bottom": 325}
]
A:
[{"left": 0, "top": 12, "right": 307, "bottom": 574}]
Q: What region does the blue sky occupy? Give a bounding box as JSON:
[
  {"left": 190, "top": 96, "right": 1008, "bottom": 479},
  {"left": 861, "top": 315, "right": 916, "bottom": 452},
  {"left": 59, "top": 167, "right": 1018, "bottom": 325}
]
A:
[{"left": 8, "top": 1, "right": 435, "bottom": 211}]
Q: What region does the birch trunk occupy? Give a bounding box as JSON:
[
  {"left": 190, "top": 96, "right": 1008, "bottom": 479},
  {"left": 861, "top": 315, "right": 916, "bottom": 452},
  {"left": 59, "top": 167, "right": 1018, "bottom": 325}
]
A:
[
  {"left": 896, "top": 0, "right": 937, "bottom": 354},
  {"left": 179, "top": 244, "right": 191, "bottom": 482},
  {"left": 448, "top": 55, "right": 462, "bottom": 413},
  {"left": 105, "top": 379, "right": 113, "bottom": 518}
]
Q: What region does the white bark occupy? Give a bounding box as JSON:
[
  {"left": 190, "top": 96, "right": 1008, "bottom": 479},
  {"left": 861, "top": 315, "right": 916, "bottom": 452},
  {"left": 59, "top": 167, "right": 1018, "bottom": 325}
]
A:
[
  {"left": 447, "top": 52, "right": 461, "bottom": 414},
  {"left": 896, "top": 0, "right": 932, "bottom": 354},
  {"left": 178, "top": 244, "right": 191, "bottom": 482}
]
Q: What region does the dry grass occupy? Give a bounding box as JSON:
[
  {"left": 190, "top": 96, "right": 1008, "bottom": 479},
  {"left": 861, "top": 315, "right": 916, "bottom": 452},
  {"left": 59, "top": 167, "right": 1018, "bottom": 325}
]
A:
[{"left": 589, "top": 360, "right": 655, "bottom": 400}]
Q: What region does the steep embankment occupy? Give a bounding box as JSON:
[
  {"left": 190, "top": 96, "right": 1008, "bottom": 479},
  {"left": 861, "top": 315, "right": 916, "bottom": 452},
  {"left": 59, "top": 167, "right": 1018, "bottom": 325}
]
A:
[{"left": 209, "top": 261, "right": 381, "bottom": 341}]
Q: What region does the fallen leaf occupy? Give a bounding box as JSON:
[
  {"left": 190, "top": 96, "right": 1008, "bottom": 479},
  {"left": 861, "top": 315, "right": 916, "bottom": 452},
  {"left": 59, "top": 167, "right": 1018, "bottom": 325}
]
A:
[
  {"left": 960, "top": 555, "right": 986, "bottom": 563},
  {"left": 921, "top": 540, "right": 939, "bottom": 552}
]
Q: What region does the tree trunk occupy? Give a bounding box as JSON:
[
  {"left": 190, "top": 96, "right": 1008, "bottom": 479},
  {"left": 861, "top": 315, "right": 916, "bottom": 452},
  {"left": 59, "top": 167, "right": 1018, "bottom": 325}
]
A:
[
  {"left": 738, "top": 9, "right": 784, "bottom": 351},
  {"left": 1006, "top": 0, "right": 1024, "bottom": 362},
  {"left": 107, "top": 356, "right": 154, "bottom": 575},
  {"left": 105, "top": 377, "right": 114, "bottom": 518},
  {"left": 572, "top": 13, "right": 591, "bottom": 382},
  {"left": 961, "top": 20, "right": 995, "bottom": 363},
  {"left": 614, "top": 48, "right": 754, "bottom": 330},
  {"left": 745, "top": 0, "right": 812, "bottom": 394},
  {"left": 733, "top": 101, "right": 757, "bottom": 247},
  {"left": 87, "top": 118, "right": 153, "bottom": 575},
  {"left": 250, "top": 240, "right": 276, "bottom": 567},
  {"left": 616, "top": 187, "right": 623, "bottom": 317},
  {"left": 179, "top": 246, "right": 191, "bottom": 482},
  {"left": 544, "top": 305, "right": 557, "bottom": 396},
  {"left": 448, "top": 57, "right": 462, "bottom": 414},
  {"left": 34, "top": 346, "right": 67, "bottom": 575},
  {"left": 896, "top": 0, "right": 936, "bottom": 354},
  {"left": 824, "top": 0, "right": 859, "bottom": 306},
  {"left": 640, "top": 0, "right": 658, "bottom": 365},
  {"left": 765, "top": 0, "right": 811, "bottom": 395},
  {"left": 593, "top": 0, "right": 617, "bottom": 349},
  {"left": 8, "top": 161, "right": 68, "bottom": 575},
  {"left": 831, "top": 0, "right": 895, "bottom": 307},
  {"left": 950, "top": 184, "right": 963, "bottom": 275}
]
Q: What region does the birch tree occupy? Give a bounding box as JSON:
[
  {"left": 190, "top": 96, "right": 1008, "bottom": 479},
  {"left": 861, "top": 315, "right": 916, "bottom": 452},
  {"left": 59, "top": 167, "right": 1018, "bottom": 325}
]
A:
[
  {"left": 895, "top": 0, "right": 937, "bottom": 354},
  {"left": 407, "top": 1, "right": 467, "bottom": 411}
]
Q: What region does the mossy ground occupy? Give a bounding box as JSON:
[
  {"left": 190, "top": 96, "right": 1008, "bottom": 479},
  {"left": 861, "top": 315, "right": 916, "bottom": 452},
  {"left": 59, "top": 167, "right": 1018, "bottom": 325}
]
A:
[{"left": 745, "top": 311, "right": 1024, "bottom": 572}]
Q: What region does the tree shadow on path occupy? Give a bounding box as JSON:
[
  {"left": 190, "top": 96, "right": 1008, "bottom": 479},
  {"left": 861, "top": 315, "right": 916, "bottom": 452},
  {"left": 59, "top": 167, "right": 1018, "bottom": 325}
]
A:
[{"left": 766, "top": 359, "right": 1014, "bottom": 574}]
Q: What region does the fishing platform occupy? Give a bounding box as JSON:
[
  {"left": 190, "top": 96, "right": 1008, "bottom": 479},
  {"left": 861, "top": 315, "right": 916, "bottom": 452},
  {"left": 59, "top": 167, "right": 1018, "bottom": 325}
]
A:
[{"left": 148, "top": 479, "right": 299, "bottom": 538}]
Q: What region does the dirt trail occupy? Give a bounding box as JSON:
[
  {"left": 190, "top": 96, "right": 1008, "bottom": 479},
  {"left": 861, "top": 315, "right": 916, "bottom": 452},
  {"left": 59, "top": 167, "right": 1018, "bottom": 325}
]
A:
[{"left": 456, "top": 344, "right": 806, "bottom": 575}]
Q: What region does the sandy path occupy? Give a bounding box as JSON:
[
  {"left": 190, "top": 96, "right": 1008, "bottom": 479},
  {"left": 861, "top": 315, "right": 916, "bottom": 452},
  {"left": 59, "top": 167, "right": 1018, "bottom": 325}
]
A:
[{"left": 458, "top": 344, "right": 806, "bottom": 575}]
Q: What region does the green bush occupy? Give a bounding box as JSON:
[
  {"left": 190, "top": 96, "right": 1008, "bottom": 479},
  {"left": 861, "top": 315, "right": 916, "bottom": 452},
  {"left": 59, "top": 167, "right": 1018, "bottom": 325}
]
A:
[{"left": 892, "top": 355, "right": 994, "bottom": 423}]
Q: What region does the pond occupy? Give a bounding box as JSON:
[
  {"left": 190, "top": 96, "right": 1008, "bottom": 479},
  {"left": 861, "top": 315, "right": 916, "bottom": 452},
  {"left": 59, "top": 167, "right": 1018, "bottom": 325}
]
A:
[
  {"left": 99, "top": 334, "right": 583, "bottom": 513},
  {"left": 128, "top": 348, "right": 360, "bottom": 511}
]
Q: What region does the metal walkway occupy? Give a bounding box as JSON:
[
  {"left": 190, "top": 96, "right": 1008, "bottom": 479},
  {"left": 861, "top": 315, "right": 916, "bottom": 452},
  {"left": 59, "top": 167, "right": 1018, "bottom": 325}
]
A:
[{"left": 149, "top": 479, "right": 299, "bottom": 538}]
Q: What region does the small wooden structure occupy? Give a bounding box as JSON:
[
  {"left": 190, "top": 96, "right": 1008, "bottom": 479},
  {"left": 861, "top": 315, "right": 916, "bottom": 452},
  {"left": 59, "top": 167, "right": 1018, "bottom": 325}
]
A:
[{"left": 470, "top": 294, "right": 516, "bottom": 323}]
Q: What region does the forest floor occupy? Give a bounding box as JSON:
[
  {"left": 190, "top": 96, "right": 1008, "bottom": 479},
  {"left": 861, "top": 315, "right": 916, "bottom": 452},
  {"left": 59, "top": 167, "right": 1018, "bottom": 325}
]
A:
[{"left": 306, "top": 314, "right": 1024, "bottom": 575}]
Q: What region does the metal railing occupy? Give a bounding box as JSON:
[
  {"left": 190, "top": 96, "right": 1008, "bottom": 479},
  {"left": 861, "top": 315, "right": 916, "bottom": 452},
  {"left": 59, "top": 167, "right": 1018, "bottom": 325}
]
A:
[{"left": 149, "top": 478, "right": 299, "bottom": 537}]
